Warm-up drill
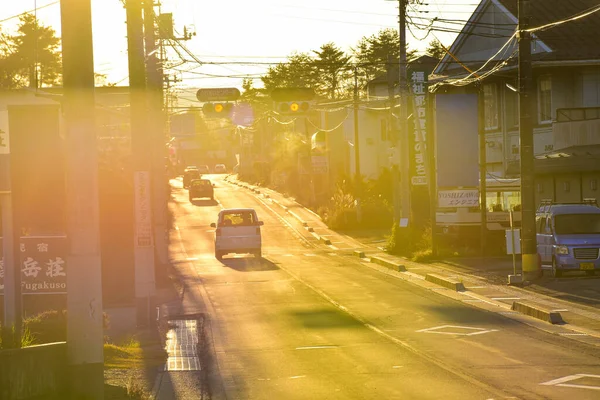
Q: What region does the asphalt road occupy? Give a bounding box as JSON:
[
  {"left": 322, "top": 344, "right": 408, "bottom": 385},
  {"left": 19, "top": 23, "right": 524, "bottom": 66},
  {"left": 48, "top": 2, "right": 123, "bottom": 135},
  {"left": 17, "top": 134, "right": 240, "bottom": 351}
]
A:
[{"left": 167, "top": 174, "right": 600, "bottom": 400}]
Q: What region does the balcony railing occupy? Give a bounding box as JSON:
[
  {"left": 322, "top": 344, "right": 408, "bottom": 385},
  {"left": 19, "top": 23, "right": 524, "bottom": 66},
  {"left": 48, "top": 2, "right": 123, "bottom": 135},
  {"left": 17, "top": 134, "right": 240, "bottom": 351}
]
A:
[{"left": 553, "top": 107, "right": 600, "bottom": 150}]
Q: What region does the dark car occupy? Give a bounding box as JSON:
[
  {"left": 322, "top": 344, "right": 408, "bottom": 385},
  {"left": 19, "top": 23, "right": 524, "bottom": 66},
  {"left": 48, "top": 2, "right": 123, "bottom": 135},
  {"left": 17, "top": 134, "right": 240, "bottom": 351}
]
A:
[
  {"left": 189, "top": 179, "right": 214, "bottom": 201},
  {"left": 183, "top": 167, "right": 201, "bottom": 189}
]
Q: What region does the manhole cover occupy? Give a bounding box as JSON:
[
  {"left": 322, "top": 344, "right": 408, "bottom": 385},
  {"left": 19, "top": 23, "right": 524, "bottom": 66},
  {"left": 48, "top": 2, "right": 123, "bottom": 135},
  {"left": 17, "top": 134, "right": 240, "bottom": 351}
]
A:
[{"left": 165, "top": 320, "right": 201, "bottom": 371}]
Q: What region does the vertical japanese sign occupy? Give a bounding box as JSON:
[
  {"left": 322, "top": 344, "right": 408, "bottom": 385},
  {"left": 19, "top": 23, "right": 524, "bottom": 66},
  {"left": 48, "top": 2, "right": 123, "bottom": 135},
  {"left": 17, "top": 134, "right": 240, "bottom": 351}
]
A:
[
  {"left": 0, "top": 236, "right": 68, "bottom": 294},
  {"left": 0, "top": 110, "right": 10, "bottom": 154},
  {"left": 409, "top": 70, "right": 428, "bottom": 186},
  {"left": 134, "top": 171, "right": 153, "bottom": 247}
]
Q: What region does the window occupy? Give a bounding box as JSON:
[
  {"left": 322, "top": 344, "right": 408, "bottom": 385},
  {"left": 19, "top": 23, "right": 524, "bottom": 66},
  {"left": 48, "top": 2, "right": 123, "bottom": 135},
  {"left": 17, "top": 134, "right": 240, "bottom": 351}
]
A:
[
  {"left": 505, "top": 87, "right": 519, "bottom": 129},
  {"left": 483, "top": 83, "right": 499, "bottom": 130},
  {"left": 538, "top": 76, "right": 552, "bottom": 123},
  {"left": 221, "top": 211, "right": 256, "bottom": 226}
]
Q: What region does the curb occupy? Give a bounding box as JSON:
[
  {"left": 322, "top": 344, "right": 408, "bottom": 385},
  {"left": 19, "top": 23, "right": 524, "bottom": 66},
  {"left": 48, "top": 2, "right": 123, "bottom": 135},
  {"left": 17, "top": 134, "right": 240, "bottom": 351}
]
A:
[
  {"left": 425, "top": 273, "right": 466, "bottom": 292},
  {"left": 370, "top": 256, "right": 406, "bottom": 272},
  {"left": 288, "top": 210, "right": 308, "bottom": 227},
  {"left": 354, "top": 250, "right": 366, "bottom": 258},
  {"left": 511, "top": 301, "right": 565, "bottom": 324},
  {"left": 318, "top": 235, "right": 332, "bottom": 245}
]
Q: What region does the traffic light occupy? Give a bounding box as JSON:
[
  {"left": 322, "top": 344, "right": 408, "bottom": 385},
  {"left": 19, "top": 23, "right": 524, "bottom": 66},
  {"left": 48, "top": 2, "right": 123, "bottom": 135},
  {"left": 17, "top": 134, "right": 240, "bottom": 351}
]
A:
[
  {"left": 203, "top": 102, "right": 233, "bottom": 118},
  {"left": 277, "top": 101, "right": 311, "bottom": 115},
  {"left": 270, "top": 87, "right": 315, "bottom": 115}
]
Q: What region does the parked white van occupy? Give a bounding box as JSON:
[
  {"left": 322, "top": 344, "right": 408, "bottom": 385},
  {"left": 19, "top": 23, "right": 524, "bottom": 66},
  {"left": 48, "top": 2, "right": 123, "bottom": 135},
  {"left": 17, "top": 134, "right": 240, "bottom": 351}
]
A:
[{"left": 211, "top": 208, "right": 264, "bottom": 260}]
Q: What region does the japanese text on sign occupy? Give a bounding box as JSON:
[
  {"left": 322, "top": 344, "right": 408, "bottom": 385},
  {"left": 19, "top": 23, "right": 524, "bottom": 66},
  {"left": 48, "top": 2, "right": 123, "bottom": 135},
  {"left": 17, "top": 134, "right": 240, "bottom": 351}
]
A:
[
  {"left": 134, "top": 171, "right": 153, "bottom": 247},
  {"left": 0, "top": 236, "right": 68, "bottom": 294},
  {"left": 409, "top": 70, "right": 428, "bottom": 186},
  {"left": 438, "top": 189, "right": 480, "bottom": 208}
]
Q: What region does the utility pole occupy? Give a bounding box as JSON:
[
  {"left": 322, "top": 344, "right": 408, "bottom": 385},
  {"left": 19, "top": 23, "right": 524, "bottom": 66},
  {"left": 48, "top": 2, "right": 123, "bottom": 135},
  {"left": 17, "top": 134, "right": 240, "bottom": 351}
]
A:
[
  {"left": 398, "top": 0, "right": 411, "bottom": 232},
  {"left": 518, "top": 0, "right": 538, "bottom": 281},
  {"left": 144, "top": 1, "right": 168, "bottom": 279},
  {"left": 353, "top": 65, "right": 362, "bottom": 222},
  {"left": 126, "top": 0, "right": 156, "bottom": 326},
  {"left": 387, "top": 55, "right": 401, "bottom": 224},
  {"left": 60, "top": 0, "right": 104, "bottom": 397},
  {"left": 478, "top": 84, "right": 487, "bottom": 256}
]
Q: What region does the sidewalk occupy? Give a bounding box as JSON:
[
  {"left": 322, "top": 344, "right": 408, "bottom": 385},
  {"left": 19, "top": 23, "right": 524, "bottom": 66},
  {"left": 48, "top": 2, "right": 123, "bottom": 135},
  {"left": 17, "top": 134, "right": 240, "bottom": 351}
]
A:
[{"left": 226, "top": 175, "right": 600, "bottom": 346}]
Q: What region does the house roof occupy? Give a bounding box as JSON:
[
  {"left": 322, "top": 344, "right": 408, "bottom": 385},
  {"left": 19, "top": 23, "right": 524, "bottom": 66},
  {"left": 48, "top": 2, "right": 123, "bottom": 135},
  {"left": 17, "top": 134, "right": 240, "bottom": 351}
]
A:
[
  {"left": 498, "top": 0, "right": 600, "bottom": 61},
  {"left": 434, "top": 0, "right": 600, "bottom": 77}
]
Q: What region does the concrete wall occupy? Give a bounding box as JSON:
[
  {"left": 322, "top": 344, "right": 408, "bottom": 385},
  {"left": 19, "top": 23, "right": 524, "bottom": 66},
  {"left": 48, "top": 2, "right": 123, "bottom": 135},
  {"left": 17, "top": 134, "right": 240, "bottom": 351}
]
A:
[{"left": 0, "top": 342, "right": 68, "bottom": 399}]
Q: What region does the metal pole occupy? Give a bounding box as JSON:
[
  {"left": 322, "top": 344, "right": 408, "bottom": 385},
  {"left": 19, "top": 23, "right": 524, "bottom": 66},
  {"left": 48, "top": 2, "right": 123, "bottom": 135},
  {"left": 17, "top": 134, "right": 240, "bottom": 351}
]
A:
[
  {"left": 398, "top": 0, "right": 411, "bottom": 230},
  {"left": 478, "top": 85, "right": 487, "bottom": 255},
  {"left": 518, "top": 0, "right": 538, "bottom": 280},
  {"left": 510, "top": 211, "right": 517, "bottom": 276},
  {"left": 144, "top": 1, "right": 168, "bottom": 281},
  {"left": 126, "top": 0, "right": 156, "bottom": 326},
  {"left": 60, "top": 0, "right": 104, "bottom": 397}
]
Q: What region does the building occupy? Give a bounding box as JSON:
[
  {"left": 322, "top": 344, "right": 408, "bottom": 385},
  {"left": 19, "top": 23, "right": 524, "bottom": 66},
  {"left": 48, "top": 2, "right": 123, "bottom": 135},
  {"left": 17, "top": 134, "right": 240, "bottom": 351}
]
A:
[{"left": 432, "top": 0, "right": 600, "bottom": 205}]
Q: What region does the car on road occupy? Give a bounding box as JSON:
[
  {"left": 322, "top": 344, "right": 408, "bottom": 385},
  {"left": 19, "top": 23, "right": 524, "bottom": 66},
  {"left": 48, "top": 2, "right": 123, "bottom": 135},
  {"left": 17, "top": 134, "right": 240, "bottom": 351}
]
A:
[
  {"left": 214, "top": 164, "right": 227, "bottom": 174},
  {"left": 197, "top": 165, "right": 210, "bottom": 174},
  {"left": 211, "top": 208, "right": 263, "bottom": 261},
  {"left": 536, "top": 199, "right": 600, "bottom": 277},
  {"left": 183, "top": 167, "right": 201, "bottom": 188},
  {"left": 189, "top": 179, "right": 214, "bottom": 201}
]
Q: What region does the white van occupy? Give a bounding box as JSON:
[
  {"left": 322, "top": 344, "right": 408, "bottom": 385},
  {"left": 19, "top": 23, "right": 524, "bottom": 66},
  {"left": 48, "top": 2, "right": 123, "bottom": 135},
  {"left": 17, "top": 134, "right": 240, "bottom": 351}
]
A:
[{"left": 211, "top": 208, "right": 264, "bottom": 260}]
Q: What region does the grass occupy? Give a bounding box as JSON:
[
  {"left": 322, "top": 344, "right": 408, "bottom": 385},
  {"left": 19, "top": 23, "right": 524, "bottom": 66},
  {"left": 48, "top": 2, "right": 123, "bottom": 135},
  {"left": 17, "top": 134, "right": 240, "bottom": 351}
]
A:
[{"left": 104, "top": 335, "right": 165, "bottom": 370}]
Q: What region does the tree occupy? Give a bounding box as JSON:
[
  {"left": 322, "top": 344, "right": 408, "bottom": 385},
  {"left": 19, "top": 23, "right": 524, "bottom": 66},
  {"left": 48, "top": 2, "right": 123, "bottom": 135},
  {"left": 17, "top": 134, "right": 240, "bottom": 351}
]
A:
[
  {"left": 1, "top": 14, "right": 61, "bottom": 89},
  {"left": 312, "top": 43, "right": 352, "bottom": 100},
  {"left": 352, "top": 28, "right": 415, "bottom": 84},
  {"left": 426, "top": 38, "right": 446, "bottom": 60},
  {"left": 261, "top": 52, "right": 317, "bottom": 92}
]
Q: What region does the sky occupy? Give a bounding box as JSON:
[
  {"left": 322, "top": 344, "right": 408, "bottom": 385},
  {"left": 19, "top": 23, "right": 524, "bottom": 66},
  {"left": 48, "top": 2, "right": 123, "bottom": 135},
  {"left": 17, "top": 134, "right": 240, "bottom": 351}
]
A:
[{"left": 0, "top": 0, "right": 479, "bottom": 96}]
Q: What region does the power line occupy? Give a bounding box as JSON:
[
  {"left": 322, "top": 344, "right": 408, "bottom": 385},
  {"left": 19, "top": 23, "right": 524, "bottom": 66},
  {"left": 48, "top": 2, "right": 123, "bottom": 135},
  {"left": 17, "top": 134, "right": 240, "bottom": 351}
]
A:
[{"left": 0, "top": 1, "right": 59, "bottom": 24}]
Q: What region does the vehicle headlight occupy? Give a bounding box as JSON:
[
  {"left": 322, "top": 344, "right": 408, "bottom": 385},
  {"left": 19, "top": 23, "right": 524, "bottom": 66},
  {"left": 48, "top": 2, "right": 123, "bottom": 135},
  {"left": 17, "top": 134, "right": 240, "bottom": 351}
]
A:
[{"left": 555, "top": 245, "right": 569, "bottom": 255}]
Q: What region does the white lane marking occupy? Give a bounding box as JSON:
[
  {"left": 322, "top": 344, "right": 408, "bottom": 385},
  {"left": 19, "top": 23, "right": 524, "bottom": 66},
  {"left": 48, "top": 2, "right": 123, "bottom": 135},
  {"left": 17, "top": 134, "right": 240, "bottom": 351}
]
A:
[
  {"left": 283, "top": 254, "right": 294, "bottom": 257},
  {"left": 553, "top": 309, "right": 569, "bottom": 312},
  {"left": 392, "top": 366, "right": 403, "bottom": 369},
  {"left": 295, "top": 345, "right": 338, "bottom": 350},
  {"left": 289, "top": 375, "right": 306, "bottom": 379},
  {"left": 186, "top": 257, "right": 199, "bottom": 261},
  {"left": 416, "top": 325, "right": 499, "bottom": 336},
  {"left": 304, "top": 253, "right": 317, "bottom": 257},
  {"left": 540, "top": 374, "right": 600, "bottom": 390}
]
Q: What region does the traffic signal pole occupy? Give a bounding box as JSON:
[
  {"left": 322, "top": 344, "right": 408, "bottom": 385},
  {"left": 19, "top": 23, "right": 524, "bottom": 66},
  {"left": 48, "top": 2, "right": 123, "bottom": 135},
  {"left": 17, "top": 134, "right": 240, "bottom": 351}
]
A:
[
  {"left": 126, "top": 0, "right": 156, "bottom": 326},
  {"left": 518, "top": 0, "right": 538, "bottom": 281},
  {"left": 60, "top": 0, "right": 104, "bottom": 397}
]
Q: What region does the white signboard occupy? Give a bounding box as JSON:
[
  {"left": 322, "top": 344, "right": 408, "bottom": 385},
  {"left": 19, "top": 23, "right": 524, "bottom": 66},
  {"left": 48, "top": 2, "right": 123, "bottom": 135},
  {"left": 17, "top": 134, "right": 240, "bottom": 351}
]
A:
[
  {"left": 311, "top": 155, "right": 328, "bottom": 174},
  {"left": 438, "top": 189, "right": 479, "bottom": 208},
  {"left": 505, "top": 229, "right": 521, "bottom": 255},
  {"left": 134, "top": 171, "right": 153, "bottom": 247},
  {"left": 0, "top": 110, "right": 10, "bottom": 154}
]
